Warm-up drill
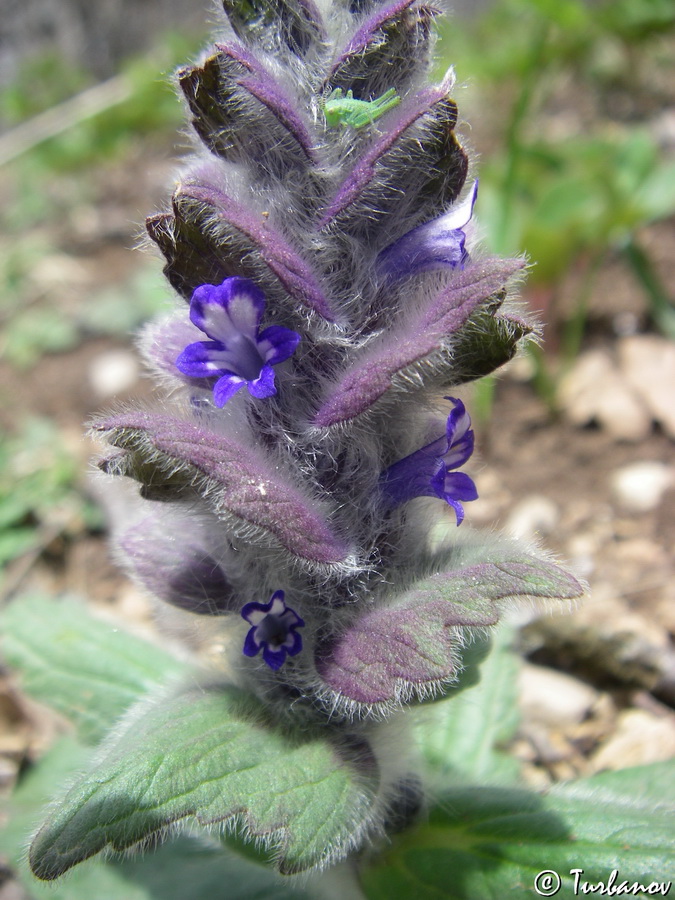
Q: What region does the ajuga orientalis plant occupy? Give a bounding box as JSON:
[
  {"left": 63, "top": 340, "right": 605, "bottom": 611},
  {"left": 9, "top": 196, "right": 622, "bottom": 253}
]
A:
[{"left": 27, "top": 0, "right": 585, "bottom": 884}]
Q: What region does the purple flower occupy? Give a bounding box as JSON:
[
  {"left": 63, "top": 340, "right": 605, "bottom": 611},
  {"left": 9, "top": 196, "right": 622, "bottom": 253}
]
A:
[
  {"left": 376, "top": 180, "right": 478, "bottom": 282},
  {"left": 379, "top": 397, "right": 478, "bottom": 525},
  {"left": 241, "top": 590, "right": 305, "bottom": 670},
  {"left": 175, "top": 277, "right": 301, "bottom": 407}
]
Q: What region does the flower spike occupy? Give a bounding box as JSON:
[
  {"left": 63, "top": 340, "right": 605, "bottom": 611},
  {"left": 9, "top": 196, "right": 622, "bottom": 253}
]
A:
[
  {"left": 376, "top": 180, "right": 478, "bottom": 282},
  {"left": 176, "top": 277, "right": 300, "bottom": 407},
  {"left": 241, "top": 591, "right": 305, "bottom": 671},
  {"left": 379, "top": 397, "right": 478, "bottom": 524}
]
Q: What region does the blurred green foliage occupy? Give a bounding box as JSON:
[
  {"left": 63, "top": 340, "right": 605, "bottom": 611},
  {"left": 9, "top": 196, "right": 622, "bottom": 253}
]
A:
[
  {"left": 439, "top": 0, "right": 675, "bottom": 348},
  {"left": 78, "top": 265, "right": 174, "bottom": 337},
  {"left": 0, "top": 419, "right": 100, "bottom": 580},
  {"left": 0, "top": 32, "right": 201, "bottom": 172}
]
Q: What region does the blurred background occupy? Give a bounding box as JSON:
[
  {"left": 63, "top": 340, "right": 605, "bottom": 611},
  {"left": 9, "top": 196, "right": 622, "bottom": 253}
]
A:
[{"left": 1, "top": 0, "right": 674, "bottom": 893}]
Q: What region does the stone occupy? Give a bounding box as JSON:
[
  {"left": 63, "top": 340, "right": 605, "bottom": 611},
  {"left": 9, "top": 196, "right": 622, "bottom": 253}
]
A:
[
  {"left": 610, "top": 461, "right": 675, "bottom": 514},
  {"left": 590, "top": 708, "right": 675, "bottom": 771},
  {"left": 506, "top": 494, "right": 560, "bottom": 540},
  {"left": 88, "top": 349, "right": 139, "bottom": 399},
  {"left": 619, "top": 335, "right": 675, "bottom": 439},
  {"left": 519, "top": 662, "right": 598, "bottom": 728},
  {"left": 558, "top": 349, "right": 651, "bottom": 442}
]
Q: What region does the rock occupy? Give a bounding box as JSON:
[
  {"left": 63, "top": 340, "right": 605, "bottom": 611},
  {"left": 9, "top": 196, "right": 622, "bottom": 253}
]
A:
[
  {"left": 522, "top": 597, "right": 671, "bottom": 691},
  {"left": 88, "top": 349, "right": 139, "bottom": 399},
  {"left": 610, "top": 461, "right": 675, "bottom": 514},
  {"left": 519, "top": 662, "right": 598, "bottom": 728},
  {"left": 590, "top": 708, "right": 675, "bottom": 771},
  {"left": 506, "top": 494, "right": 559, "bottom": 540},
  {"left": 619, "top": 335, "right": 675, "bottom": 440},
  {"left": 558, "top": 349, "right": 651, "bottom": 442}
]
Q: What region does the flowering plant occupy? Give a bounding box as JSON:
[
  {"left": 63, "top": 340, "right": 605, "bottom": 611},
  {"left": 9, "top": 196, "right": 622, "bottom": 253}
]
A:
[{"left": 12, "top": 0, "right": 644, "bottom": 895}]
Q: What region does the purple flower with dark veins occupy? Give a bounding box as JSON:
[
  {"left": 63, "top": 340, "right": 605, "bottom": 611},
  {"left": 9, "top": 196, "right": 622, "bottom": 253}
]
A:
[
  {"left": 379, "top": 397, "right": 478, "bottom": 525},
  {"left": 376, "top": 180, "right": 478, "bottom": 283},
  {"left": 176, "top": 277, "right": 300, "bottom": 407},
  {"left": 241, "top": 590, "right": 305, "bottom": 671}
]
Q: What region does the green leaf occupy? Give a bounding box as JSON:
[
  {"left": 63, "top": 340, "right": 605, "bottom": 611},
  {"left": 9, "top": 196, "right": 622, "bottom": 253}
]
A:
[
  {"left": 4, "top": 738, "right": 313, "bottom": 900},
  {"left": 360, "top": 761, "right": 675, "bottom": 899},
  {"left": 316, "top": 543, "right": 582, "bottom": 708},
  {"left": 119, "top": 838, "right": 316, "bottom": 900},
  {"left": 416, "top": 625, "right": 521, "bottom": 784},
  {"left": 0, "top": 594, "right": 187, "bottom": 743},
  {"left": 29, "top": 683, "right": 379, "bottom": 880},
  {"left": 2, "top": 306, "right": 80, "bottom": 367},
  {"left": 575, "top": 759, "right": 675, "bottom": 808},
  {"left": 2, "top": 738, "right": 149, "bottom": 900}
]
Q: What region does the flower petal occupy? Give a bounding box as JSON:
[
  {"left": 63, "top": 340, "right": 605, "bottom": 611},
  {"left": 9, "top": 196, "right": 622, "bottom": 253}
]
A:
[
  {"left": 190, "top": 278, "right": 265, "bottom": 342},
  {"left": 440, "top": 471, "right": 478, "bottom": 502},
  {"left": 176, "top": 341, "right": 230, "bottom": 377},
  {"left": 247, "top": 365, "right": 277, "bottom": 398},
  {"left": 257, "top": 325, "right": 302, "bottom": 364},
  {"left": 283, "top": 630, "right": 303, "bottom": 656},
  {"left": 241, "top": 600, "right": 270, "bottom": 626},
  {"left": 279, "top": 607, "right": 305, "bottom": 630},
  {"left": 243, "top": 628, "right": 262, "bottom": 657},
  {"left": 268, "top": 591, "right": 287, "bottom": 616},
  {"left": 446, "top": 498, "right": 465, "bottom": 526},
  {"left": 213, "top": 373, "right": 246, "bottom": 407},
  {"left": 442, "top": 397, "right": 474, "bottom": 467},
  {"left": 376, "top": 180, "right": 478, "bottom": 282},
  {"left": 262, "top": 645, "right": 288, "bottom": 670},
  {"left": 240, "top": 591, "right": 304, "bottom": 670},
  {"left": 379, "top": 397, "right": 477, "bottom": 522}
]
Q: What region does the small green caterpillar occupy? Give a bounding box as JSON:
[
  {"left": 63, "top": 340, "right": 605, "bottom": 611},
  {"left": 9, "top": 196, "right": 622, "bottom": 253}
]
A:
[{"left": 323, "top": 87, "right": 401, "bottom": 129}]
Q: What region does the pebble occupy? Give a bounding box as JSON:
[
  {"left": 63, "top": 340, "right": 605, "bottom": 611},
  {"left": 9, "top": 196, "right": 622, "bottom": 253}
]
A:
[
  {"left": 505, "top": 494, "right": 560, "bottom": 540},
  {"left": 558, "top": 349, "right": 651, "bottom": 441},
  {"left": 519, "top": 662, "right": 598, "bottom": 728},
  {"left": 88, "top": 349, "right": 139, "bottom": 398},
  {"left": 619, "top": 335, "right": 675, "bottom": 440},
  {"left": 610, "top": 461, "right": 675, "bottom": 514},
  {"left": 590, "top": 708, "right": 675, "bottom": 772},
  {"left": 523, "top": 596, "right": 670, "bottom": 692}
]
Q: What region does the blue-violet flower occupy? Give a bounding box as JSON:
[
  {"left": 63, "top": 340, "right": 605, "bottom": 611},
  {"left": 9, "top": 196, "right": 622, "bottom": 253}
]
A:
[
  {"left": 379, "top": 397, "right": 478, "bottom": 525},
  {"left": 241, "top": 590, "right": 305, "bottom": 671},
  {"left": 176, "top": 276, "right": 300, "bottom": 407},
  {"left": 376, "top": 180, "right": 478, "bottom": 282}
]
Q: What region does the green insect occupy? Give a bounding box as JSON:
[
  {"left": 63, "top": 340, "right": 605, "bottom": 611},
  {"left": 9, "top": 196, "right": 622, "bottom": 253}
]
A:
[{"left": 323, "top": 87, "right": 401, "bottom": 129}]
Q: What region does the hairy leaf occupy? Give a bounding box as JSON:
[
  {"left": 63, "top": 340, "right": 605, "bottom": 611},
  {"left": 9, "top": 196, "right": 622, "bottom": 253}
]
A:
[
  {"left": 30, "top": 684, "right": 379, "bottom": 879},
  {"left": 450, "top": 307, "right": 533, "bottom": 385},
  {"left": 120, "top": 516, "right": 236, "bottom": 615},
  {"left": 329, "top": 0, "right": 438, "bottom": 96},
  {"left": 177, "top": 180, "right": 336, "bottom": 322},
  {"left": 0, "top": 594, "right": 185, "bottom": 744},
  {"left": 95, "top": 411, "right": 350, "bottom": 567},
  {"left": 360, "top": 762, "right": 675, "bottom": 899},
  {"left": 222, "top": 0, "right": 327, "bottom": 56},
  {"left": 312, "top": 259, "right": 524, "bottom": 427},
  {"left": 316, "top": 553, "right": 582, "bottom": 706},
  {"left": 4, "top": 739, "right": 312, "bottom": 900},
  {"left": 318, "top": 82, "right": 468, "bottom": 240},
  {"left": 179, "top": 45, "right": 316, "bottom": 164}
]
